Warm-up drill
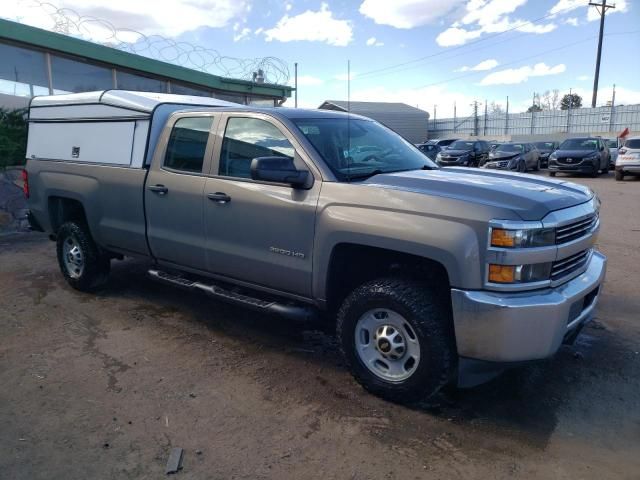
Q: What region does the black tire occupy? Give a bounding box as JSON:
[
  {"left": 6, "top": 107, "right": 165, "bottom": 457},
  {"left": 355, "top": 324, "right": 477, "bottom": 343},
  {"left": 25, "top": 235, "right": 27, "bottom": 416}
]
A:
[
  {"left": 336, "top": 278, "right": 456, "bottom": 404},
  {"left": 549, "top": 171, "right": 557, "bottom": 177},
  {"left": 518, "top": 160, "right": 526, "bottom": 173},
  {"left": 56, "top": 221, "right": 110, "bottom": 292},
  {"left": 590, "top": 162, "right": 600, "bottom": 178},
  {"left": 533, "top": 158, "right": 541, "bottom": 171},
  {"left": 602, "top": 162, "right": 609, "bottom": 174},
  {"left": 615, "top": 170, "right": 624, "bottom": 181}
]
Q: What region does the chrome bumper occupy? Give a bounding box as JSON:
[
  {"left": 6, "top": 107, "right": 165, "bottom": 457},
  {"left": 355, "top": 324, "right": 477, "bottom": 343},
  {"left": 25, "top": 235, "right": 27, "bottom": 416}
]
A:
[{"left": 451, "top": 251, "right": 606, "bottom": 363}]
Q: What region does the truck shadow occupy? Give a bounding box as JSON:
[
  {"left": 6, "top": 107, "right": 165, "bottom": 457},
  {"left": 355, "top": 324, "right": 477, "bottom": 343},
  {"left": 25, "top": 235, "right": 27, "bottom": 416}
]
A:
[{"left": 96, "top": 258, "right": 630, "bottom": 452}]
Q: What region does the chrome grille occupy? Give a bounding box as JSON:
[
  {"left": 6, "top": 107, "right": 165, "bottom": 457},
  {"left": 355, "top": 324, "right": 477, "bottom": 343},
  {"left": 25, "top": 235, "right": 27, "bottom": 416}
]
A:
[
  {"left": 552, "top": 249, "right": 591, "bottom": 280},
  {"left": 555, "top": 214, "right": 597, "bottom": 244}
]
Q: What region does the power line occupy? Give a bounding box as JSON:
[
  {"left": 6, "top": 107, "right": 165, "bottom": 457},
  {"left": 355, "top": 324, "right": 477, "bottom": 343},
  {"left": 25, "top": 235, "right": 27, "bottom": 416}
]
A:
[{"left": 356, "top": 3, "right": 580, "bottom": 80}]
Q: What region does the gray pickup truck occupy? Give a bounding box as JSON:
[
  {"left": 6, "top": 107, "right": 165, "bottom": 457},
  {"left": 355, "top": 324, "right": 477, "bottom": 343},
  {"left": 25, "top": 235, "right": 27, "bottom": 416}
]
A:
[{"left": 25, "top": 91, "right": 606, "bottom": 403}]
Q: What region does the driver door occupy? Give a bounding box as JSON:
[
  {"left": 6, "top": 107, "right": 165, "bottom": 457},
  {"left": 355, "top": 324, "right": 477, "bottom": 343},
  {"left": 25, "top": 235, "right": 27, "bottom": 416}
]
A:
[{"left": 202, "top": 113, "right": 321, "bottom": 297}]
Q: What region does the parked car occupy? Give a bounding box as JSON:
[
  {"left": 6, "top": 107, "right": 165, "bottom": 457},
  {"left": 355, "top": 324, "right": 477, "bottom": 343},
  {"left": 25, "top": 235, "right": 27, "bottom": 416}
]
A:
[
  {"left": 602, "top": 138, "right": 619, "bottom": 168},
  {"left": 615, "top": 136, "right": 640, "bottom": 181},
  {"left": 426, "top": 138, "right": 459, "bottom": 150},
  {"left": 415, "top": 142, "right": 441, "bottom": 160},
  {"left": 533, "top": 141, "right": 559, "bottom": 168},
  {"left": 435, "top": 139, "right": 490, "bottom": 167},
  {"left": 548, "top": 137, "right": 610, "bottom": 177},
  {"left": 482, "top": 142, "right": 540, "bottom": 172},
  {"left": 25, "top": 91, "right": 607, "bottom": 403}
]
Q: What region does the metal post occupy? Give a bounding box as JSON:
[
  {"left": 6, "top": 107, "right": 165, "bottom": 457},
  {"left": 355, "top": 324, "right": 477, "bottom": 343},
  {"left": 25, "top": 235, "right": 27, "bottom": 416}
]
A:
[
  {"left": 504, "top": 96, "right": 509, "bottom": 137},
  {"left": 483, "top": 100, "right": 488, "bottom": 136},
  {"left": 453, "top": 102, "right": 457, "bottom": 133},
  {"left": 294, "top": 62, "right": 298, "bottom": 108},
  {"left": 433, "top": 105, "right": 437, "bottom": 130},
  {"left": 567, "top": 88, "right": 572, "bottom": 133},
  {"left": 589, "top": 0, "right": 615, "bottom": 108},
  {"left": 473, "top": 101, "right": 479, "bottom": 137},
  {"left": 609, "top": 84, "right": 616, "bottom": 133},
  {"left": 530, "top": 92, "right": 535, "bottom": 135},
  {"left": 45, "top": 52, "right": 53, "bottom": 94}
]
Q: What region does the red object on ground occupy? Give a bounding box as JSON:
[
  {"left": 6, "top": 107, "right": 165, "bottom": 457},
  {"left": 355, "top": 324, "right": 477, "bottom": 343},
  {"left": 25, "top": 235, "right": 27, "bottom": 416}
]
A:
[{"left": 22, "top": 169, "right": 29, "bottom": 199}]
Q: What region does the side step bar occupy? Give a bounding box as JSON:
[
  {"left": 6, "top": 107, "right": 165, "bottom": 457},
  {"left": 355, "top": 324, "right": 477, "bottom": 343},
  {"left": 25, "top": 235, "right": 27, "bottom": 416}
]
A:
[{"left": 148, "top": 269, "right": 316, "bottom": 322}]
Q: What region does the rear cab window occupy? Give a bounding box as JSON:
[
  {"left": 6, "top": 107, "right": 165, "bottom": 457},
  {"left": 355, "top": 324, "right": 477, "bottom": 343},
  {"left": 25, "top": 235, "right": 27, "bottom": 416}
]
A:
[{"left": 164, "top": 117, "right": 213, "bottom": 173}]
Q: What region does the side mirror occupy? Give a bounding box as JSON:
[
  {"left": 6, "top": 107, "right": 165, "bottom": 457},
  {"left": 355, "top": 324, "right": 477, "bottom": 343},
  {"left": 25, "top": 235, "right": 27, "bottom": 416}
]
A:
[{"left": 250, "top": 156, "right": 310, "bottom": 188}]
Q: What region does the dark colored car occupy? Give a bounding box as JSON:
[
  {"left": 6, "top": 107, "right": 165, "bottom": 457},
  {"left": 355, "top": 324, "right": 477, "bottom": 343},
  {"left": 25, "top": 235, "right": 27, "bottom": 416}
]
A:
[
  {"left": 436, "top": 139, "right": 490, "bottom": 167},
  {"left": 416, "top": 143, "right": 441, "bottom": 160},
  {"left": 533, "top": 141, "right": 559, "bottom": 168},
  {"left": 548, "top": 137, "right": 610, "bottom": 177},
  {"left": 482, "top": 142, "right": 540, "bottom": 172},
  {"left": 426, "top": 138, "right": 459, "bottom": 150}
]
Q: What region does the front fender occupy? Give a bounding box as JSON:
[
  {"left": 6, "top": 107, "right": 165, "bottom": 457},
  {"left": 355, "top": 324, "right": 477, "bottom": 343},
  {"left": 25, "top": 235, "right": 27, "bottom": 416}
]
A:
[{"left": 312, "top": 205, "right": 482, "bottom": 301}]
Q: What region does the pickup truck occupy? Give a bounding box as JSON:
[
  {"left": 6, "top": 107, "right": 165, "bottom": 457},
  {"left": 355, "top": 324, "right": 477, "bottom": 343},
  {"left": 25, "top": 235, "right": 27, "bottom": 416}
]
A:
[{"left": 25, "top": 91, "right": 607, "bottom": 403}]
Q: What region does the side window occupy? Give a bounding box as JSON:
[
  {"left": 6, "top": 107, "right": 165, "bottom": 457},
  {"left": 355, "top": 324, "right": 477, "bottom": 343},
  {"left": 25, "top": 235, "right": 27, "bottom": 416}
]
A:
[
  {"left": 164, "top": 117, "right": 213, "bottom": 173},
  {"left": 219, "top": 117, "right": 294, "bottom": 179}
]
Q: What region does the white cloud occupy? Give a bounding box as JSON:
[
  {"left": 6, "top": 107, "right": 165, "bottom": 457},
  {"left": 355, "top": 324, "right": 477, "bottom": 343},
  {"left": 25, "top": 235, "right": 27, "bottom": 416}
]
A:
[
  {"left": 295, "top": 75, "right": 324, "bottom": 86},
  {"left": 365, "top": 36, "right": 384, "bottom": 47},
  {"left": 233, "top": 27, "right": 251, "bottom": 42},
  {"left": 457, "top": 58, "right": 499, "bottom": 72},
  {"left": 548, "top": 0, "right": 628, "bottom": 21},
  {"left": 570, "top": 85, "right": 640, "bottom": 107},
  {"left": 436, "top": 0, "right": 557, "bottom": 47},
  {"left": 264, "top": 3, "right": 353, "bottom": 46},
  {"left": 577, "top": 74, "right": 590, "bottom": 81},
  {"left": 334, "top": 72, "right": 357, "bottom": 81},
  {"left": 564, "top": 17, "right": 578, "bottom": 26},
  {"left": 359, "top": 0, "right": 465, "bottom": 29},
  {"left": 479, "top": 62, "right": 566, "bottom": 85},
  {"left": 3, "top": 0, "right": 249, "bottom": 38},
  {"left": 285, "top": 3, "right": 292, "bottom": 11}
]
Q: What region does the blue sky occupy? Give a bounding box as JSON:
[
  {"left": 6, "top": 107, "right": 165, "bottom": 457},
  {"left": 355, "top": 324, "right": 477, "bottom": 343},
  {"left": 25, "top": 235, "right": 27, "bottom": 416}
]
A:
[{"left": 6, "top": 0, "right": 640, "bottom": 116}]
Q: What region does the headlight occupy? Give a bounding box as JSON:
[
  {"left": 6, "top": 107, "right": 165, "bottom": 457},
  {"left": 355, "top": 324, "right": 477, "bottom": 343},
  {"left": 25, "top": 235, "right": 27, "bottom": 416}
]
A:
[
  {"left": 488, "top": 263, "right": 552, "bottom": 283},
  {"left": 490, "top": 227, "right": 555, "bottom": 248},
  {"left": 585, "top": 154, "right": 599, "bottom": 161},
  {"left": 436, "top": 153, "right": 442, "bottom": 160},
  {"left": 549, "top": 152, "right": 558, "bottom": 160}
]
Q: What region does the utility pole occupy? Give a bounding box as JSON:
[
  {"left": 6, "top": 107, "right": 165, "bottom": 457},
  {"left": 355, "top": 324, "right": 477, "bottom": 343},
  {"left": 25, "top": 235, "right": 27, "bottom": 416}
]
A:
[
  {"left": 433, "top": 105, "right": 437, "bottom": 130},
  {"left": 589, "top": 0, "right": 615, "bottom": 108},
  {"left": 294, "top": 62, "right": 298, "bottom": 108},
  {"left": 453, "top": 102, "right": 457, "bottom": 133},
  {"left": 609, "top": 83, "right": 616, "bottom": 133}
]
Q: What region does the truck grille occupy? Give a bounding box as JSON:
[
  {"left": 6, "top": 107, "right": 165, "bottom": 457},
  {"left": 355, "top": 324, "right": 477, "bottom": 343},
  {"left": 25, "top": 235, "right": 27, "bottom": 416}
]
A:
[
  {"left": 555, "top": 214, "right": 597, "bottom": 244},
  {"left": 551, "top": 249, "right": 591, "bottom": 280},
  {"left": 557, "top": 157, "right": 585, "bottom": 165}
]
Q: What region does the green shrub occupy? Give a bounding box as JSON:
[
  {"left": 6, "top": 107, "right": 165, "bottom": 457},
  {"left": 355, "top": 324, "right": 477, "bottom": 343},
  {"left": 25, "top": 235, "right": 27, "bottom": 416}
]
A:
[{"left": 0, "top": 108, "right": 28, "bottom": 169}]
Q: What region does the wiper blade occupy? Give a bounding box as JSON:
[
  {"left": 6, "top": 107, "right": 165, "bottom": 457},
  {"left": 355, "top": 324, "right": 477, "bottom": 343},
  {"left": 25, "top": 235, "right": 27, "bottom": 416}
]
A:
[{"left": 348, "top": 169, "right": 383, "bottom": 181}]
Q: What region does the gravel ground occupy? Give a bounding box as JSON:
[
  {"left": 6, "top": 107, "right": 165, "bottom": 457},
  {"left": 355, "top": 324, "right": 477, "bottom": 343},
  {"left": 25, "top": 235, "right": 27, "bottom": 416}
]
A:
[{"left": 0, "top": 172, "right": 639, "bottom": 479}]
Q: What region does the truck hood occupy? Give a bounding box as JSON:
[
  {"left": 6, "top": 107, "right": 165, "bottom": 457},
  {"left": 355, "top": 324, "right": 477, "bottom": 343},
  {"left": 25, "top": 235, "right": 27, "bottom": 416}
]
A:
[
  {"left": 364, "top": 168, "right": 593, "bottom": 221},
  {"left": 488, "top": 152, "right": 520, "bottom": 161},
  {"left": 440, "top": 149, "right": 471, "bottom": 157}
]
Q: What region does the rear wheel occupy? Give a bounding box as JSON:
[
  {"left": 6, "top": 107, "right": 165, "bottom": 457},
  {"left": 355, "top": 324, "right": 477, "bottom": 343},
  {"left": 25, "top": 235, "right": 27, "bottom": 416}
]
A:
[
  {"left": 56, "top": 222, "right": 110, "bottom": 291},
  {"left": 615, "top": 170, "right": 624, "bottom": 181},
  {"left": 336, "top": 278, "right": 456, "bottom": 403}
]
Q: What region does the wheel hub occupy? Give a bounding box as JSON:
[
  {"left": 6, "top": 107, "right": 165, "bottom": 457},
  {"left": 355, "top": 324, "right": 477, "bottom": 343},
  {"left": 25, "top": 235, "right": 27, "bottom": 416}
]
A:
[
  {"left": 374, "top": 325, "right": 406, "bottom": 360},
  {"left": 62, "top": 237, "right": 84, "bottom": 279}
]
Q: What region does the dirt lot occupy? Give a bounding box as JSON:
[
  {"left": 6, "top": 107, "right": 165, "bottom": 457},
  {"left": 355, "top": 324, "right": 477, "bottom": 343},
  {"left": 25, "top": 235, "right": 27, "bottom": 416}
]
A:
[{"left": 1, "top": 172, "right": 639, "bottom": 479}]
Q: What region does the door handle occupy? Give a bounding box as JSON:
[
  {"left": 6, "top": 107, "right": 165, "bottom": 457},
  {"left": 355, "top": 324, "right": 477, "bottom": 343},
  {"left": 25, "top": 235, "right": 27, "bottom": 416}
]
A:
[
  {"left": 207, "top": 192, "right": 231, "bottom": 204},
  {"left": 148, "top": 184, "right": 168, "bottom": 195}
]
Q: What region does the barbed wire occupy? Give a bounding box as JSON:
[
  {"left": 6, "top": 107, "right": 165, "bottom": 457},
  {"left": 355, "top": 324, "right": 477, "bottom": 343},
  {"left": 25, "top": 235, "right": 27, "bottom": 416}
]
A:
[{"left": 11, "top": 1, "right": 290, "bottom": 85}]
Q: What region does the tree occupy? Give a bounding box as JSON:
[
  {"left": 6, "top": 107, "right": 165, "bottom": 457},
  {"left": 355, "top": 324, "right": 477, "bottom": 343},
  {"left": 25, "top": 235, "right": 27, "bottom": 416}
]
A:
[
  {"left": 560, "top": 93, "right": 583, "bottom": 110},
  {"left": 527, "top": 104, "right": 543, "bottom": 113},
  {"left": 489, "top": 101, "right": 504, "bottom": 115},
  {"left": 0, "top": 108, "right": 28, "bottom": 168}
]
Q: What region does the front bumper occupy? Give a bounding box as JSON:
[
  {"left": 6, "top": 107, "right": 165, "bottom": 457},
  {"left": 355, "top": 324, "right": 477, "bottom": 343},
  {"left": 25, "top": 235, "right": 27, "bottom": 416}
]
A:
[
  {"left": 451, "top": 251, "right": 606, "bottom": 364},
  {"left": 548, "top": 160, "right": 597, "bottom": 173}
]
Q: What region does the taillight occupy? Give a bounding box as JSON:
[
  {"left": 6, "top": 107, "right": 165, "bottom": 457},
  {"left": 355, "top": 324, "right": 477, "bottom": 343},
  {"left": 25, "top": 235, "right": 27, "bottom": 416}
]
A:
[
  {"left": 22, "top": 169, "right": 29, "bottom": 199},
  {"left": 619, "top": 148, "right": 627, "bottom": 154}
]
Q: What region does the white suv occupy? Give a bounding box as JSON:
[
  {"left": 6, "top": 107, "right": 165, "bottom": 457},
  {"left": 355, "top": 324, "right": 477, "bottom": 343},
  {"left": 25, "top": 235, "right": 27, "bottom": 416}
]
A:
[{"left": 616, "top": 136, "right": 640, "bottom": 181}]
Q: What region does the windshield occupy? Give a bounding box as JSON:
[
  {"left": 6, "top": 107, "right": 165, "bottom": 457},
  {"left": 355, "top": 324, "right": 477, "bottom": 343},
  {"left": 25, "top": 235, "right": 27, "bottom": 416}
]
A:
[
  {"left": 559, "top": 139, "right": 598, "bottom": 150},
  {"left": 448, "top": 140, "right": 474, "bottom": 150},
  {"left": 603, "top": 139, "right": 617, "bottom": 148},
  {"left": 292, "top": 118, "right": 437, "bottom": 181},
  {"left": 496, "top": 144, "right": 524, "bottom": 153},
  {"left": 534, "top": 142, "right": 555, "bottom": 150}
]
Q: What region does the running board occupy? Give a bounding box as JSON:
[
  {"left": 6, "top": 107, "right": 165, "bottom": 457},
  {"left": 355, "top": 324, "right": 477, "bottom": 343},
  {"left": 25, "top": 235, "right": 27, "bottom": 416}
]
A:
[{"left": 148, "top": 269, "right": 316, "bottom": 322}]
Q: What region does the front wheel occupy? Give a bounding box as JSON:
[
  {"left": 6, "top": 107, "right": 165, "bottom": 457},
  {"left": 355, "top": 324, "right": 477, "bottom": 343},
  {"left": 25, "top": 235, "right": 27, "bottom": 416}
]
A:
[
  {"left": 336, "top": 278, "right": 456, "bottom": 403},
  {"left": 549, "top": 171, "right": 557, "bottom": 177},
  {"left": 56, "top": 222, "right": 110, "bottom": 291},
  {"left": 615, "top": 170, "right": 624, "bottom": 181},
  {"left": 590, "top": 162, "right": 600, "bottom": 178},
  {"left": 518, "top": 160, "right": 526, "bottom": 173}
]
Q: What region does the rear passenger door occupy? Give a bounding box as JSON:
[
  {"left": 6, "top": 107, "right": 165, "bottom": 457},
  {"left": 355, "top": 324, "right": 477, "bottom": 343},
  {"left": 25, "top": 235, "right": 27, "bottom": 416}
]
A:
[{"left": 145, "top": 113, "right": 217, "bottom": 269}]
